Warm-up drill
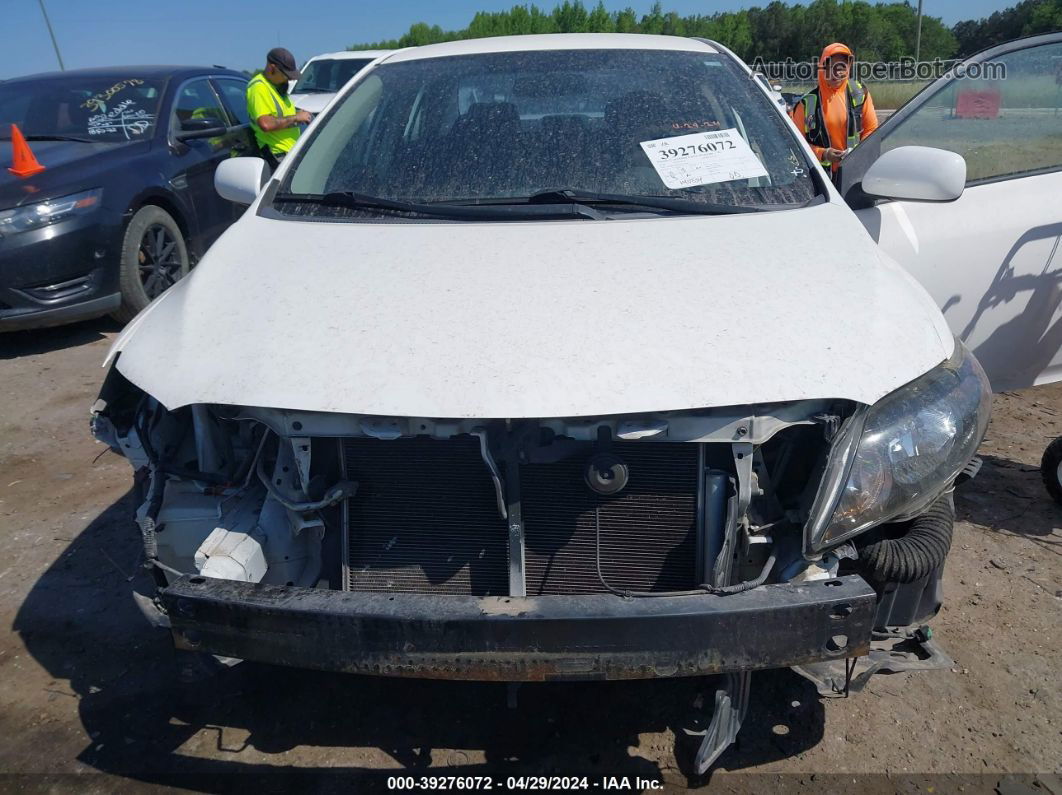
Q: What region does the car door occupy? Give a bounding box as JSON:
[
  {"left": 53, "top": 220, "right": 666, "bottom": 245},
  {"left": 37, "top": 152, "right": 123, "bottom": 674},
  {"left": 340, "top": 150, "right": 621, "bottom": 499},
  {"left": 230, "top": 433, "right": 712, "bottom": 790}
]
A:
[
  {"left": 168, "top": 76, "right": 240, "bottom": 251},
  {"left": 838, "top": 33, "right": 1062, "bottom": 392}
]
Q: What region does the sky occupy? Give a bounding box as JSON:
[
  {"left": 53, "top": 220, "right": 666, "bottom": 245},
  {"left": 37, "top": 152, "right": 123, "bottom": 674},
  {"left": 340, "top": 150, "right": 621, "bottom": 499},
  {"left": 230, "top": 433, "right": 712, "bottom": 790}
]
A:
[{"left": 6, "top": 0, "right": 1015, "bottom": 79}]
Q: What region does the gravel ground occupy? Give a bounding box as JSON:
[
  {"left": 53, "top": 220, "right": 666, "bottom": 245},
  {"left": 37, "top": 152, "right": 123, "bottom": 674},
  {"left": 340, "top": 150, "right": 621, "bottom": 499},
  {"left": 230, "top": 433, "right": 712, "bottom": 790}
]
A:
[{"left": 0, "top": 319, "right": 1059, "bottom": 793}]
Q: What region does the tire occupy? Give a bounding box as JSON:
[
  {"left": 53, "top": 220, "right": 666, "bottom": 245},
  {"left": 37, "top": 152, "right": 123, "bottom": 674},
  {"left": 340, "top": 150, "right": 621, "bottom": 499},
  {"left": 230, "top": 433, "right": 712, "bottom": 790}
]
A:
[
  {"left": 111, "top": 205, "right": 189, "bottom": 324},
  {"left": 1040, "top": 436, "right": 1062, "bottom": 506}
]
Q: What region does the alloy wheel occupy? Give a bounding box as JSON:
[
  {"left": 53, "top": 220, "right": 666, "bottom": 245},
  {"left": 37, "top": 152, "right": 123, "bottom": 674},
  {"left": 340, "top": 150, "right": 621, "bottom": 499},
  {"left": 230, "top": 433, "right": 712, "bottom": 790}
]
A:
[{"left": 137, "top": 223, "right": 182, "bottom": 299}]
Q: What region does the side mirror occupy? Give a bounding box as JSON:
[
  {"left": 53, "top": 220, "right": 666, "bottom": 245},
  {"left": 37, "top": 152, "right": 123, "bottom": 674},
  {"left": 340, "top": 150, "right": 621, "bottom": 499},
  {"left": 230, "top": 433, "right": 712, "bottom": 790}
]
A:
[
  {"left": 176, "top": 116, "right": 228, "bottom": 141},
  {"left": 215, "top": 157, "right": 268, "bottom": 204},
  {"left": 862, "top": 145, "right": 966, "bottom": 202}
]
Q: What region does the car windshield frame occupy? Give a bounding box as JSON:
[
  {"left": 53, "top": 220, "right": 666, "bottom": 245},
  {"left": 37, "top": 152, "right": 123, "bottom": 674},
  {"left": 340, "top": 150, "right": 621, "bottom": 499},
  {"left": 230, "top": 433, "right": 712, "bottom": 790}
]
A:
[
  {"left": 0, "top": 75, "right": 167, "bottom": 144},
  {"left": 274, "top": 48, "right": 822, "bottom": 222}
]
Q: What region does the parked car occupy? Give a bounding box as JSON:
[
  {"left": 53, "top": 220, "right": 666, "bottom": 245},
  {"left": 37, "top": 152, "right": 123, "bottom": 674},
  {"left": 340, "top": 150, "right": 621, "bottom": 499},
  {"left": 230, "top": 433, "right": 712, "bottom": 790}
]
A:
[
  {"left": 0, "top": 66, "right": 253, "bottom": 331},
  {"left": 289, "top": 50, "right": 393, "bottom": 114},
  {"left": 94, "top": 33, "right": 1026, "bottom": 770},
  {"left": 749, "top": 70, "right": 788, "bottom": 111},
  {"left": 780, "top": 90, "right": 803, "bottom": 112}
]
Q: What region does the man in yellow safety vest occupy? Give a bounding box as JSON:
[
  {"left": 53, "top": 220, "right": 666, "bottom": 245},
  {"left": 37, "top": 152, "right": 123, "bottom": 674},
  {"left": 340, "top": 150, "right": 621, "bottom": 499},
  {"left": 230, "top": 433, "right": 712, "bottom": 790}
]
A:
[{"left": 245, "top": 47, "right": 312, "bottom": 166}]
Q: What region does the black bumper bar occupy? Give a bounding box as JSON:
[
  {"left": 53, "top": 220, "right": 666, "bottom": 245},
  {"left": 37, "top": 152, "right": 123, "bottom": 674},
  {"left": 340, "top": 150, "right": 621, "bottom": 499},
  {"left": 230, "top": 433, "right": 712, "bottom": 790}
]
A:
[{"left": 161, "top": 575, "right": 876, "bottom": 682}]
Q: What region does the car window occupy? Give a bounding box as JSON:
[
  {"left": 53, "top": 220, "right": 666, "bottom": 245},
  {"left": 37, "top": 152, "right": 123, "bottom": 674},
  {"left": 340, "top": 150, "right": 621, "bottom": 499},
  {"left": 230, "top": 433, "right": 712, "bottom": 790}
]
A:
[
  {"left": 294, "top": 58, "right": 375, "bottom": 94},
  {"left": 284, "top": 49, "right": 817, "bottom": 215},
  {"left": 172, "top": 78, "right": 228, "bottom": 129},
  {"left": 0, "top": 76, "right": 164, "bottom": 143},
  {"left": 879, "top": 41, "right": 1062, "bottom": 184},
  {"left": 0, "top": 93, "right": 32, "bottom": 130},
  {"left": 214, "top": 77, "right": 250, "bottom": 125}
]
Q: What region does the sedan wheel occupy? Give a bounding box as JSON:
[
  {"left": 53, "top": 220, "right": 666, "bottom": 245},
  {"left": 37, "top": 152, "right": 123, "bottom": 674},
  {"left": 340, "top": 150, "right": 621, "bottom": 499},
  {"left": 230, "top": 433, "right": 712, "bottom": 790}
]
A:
[
  {"left": 138, "top": 223, "right": 183, "bottom": 299},
  {"left": 1040, "top": 435, "right": 1062, "bottom": 506},
  {"left": 113, "top": 205, "right": 189, "bottom": 324}
]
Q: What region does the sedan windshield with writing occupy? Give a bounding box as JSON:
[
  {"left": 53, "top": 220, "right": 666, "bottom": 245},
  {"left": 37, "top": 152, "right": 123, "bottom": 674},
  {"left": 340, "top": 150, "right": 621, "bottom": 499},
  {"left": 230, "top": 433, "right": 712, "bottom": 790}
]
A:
[
  {"left": 286, "top": 50, "right": 815, "bottom": 208},
  {"left": 0, "top": 77, "right": 164, "bottom": 143}
]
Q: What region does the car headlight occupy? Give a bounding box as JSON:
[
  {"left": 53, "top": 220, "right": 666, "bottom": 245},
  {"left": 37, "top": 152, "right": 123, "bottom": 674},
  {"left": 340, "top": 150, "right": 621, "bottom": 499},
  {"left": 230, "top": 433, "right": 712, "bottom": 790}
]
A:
[
  {"left": 806, "top": 341, "right": 991, "bottom": 553},
  {"left": 0, "top": 188, "right": 102, "bottom": 238}
]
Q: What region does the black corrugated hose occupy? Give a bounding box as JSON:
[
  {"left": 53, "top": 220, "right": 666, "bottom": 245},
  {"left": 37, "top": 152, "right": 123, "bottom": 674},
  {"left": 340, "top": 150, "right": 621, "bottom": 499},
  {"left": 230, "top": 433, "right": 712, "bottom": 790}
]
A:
[{"left": 857, "top": 493, "right": 955, "bottom": 584}]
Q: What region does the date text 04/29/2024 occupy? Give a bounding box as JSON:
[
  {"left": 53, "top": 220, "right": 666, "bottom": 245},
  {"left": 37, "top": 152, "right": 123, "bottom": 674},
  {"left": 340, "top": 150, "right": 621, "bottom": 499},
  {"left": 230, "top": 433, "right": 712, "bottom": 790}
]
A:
[{"left": 385, "top": 775, "right": 665, "bottom": 791}]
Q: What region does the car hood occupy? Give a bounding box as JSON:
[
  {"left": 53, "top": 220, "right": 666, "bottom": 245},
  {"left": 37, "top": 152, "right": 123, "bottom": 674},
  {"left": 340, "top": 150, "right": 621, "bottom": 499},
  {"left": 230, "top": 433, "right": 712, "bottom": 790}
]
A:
[
  {"left": 290, "top": 92, "right": 335, "bottom": 114},
  {"left": 0, "top": 138, "right": 147, "bottom": 208},
  {"left": 109, "top": 201, "right": 953, "bottom": 418}
]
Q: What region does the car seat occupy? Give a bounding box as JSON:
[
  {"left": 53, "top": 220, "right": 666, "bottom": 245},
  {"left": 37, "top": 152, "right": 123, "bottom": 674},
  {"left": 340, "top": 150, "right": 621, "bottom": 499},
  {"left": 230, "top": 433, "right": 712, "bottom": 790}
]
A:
[
  {"left": 444, "top": 102, "right": 523, "bottom": 197},
  {"left": 603, "top": 91, "right": 676, "bottom": 191}
]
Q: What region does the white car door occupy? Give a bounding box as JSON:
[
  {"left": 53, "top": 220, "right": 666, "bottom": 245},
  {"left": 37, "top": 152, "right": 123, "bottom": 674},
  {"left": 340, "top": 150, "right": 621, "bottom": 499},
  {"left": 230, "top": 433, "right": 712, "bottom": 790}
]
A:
[{"left": 839, "top": 33, "right": 1062, "bottom": 392}]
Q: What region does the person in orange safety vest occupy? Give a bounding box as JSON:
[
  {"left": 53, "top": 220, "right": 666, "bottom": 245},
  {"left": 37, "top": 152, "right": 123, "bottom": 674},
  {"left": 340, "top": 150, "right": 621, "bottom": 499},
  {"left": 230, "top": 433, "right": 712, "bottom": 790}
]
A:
[{"left": 790, "top": 42, "right": 879, "bottom": 181}]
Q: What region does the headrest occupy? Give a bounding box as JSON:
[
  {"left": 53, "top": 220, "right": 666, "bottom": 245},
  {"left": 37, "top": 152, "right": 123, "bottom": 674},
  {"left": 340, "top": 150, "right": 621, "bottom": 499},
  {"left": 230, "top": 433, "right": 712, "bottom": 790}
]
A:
[{"left": 460, "top": 102, "right": 520, "bottom": 127}]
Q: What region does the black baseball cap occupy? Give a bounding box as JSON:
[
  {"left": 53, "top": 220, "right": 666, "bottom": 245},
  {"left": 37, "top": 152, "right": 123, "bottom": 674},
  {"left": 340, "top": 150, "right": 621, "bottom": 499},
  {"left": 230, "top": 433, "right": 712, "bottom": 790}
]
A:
[{"left": 266, "top": 47, "right": 301, "bottom": 80}]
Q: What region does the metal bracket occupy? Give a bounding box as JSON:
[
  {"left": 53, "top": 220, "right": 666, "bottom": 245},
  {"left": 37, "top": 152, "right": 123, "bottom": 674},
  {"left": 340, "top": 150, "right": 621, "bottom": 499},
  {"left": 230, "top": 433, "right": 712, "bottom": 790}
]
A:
[
  {"left": 741, "top": 531, "right": 773, "bottom": 556},
  {"left": 685, "top": 671, "right": 752, "bottom": 773},
  {"left": 813, "top": 412, "right": 841, "bottom": 442},
  {"left": 692, "top": 448, "right": 755, "bottom": 771},
  {"left": 506, "top": 458, "right": 526, "bottom": 598},
  {"left": 290, "top": 436, "right": 312, "bottom": 494},
  {"left": 792, "top": 627, "right": 953, "bottom": 698},
  {"left": 495, "top": 424, "right": 538, "bottom": 599},
  {"left": 732, "top": 442, "right": 754, "bottom": 524},
  {"left": 473, "top": 430, "right": 507, "bottom": 520},
  {"left": 713, "top": 442, "right": 755, "bottom": 585},
  {"left": 287, "top": 510, "right": 326, "bottom": 540}
]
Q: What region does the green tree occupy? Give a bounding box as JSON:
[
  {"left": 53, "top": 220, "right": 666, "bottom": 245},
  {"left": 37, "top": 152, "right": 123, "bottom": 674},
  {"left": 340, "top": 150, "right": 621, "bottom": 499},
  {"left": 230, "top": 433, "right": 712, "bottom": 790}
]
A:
[
  {"left": 351, "top": 0, "right": 1041, "bottom": 64},
  {"left": 552, "top": 1, "right": 590, "bottom": 32},
  {"left": 587, "top": 1, "right": 615, "bottom": 32},
  {"left": 952, "top": 0, "right": 1061, "bottom": 57},
  {"left": 614, "top": 7, "right": 638, "bottom": 33},
  {"left": 1026, "top": 0, "right": 1062, "bottom": 34},
  {"left": 640, "top": 2, "right": 666, "bottom": 35}
]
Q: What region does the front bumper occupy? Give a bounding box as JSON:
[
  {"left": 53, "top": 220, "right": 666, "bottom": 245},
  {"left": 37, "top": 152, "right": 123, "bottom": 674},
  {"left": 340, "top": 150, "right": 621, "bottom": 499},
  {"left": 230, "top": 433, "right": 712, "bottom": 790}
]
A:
[
  {"left": 0, "top": 209, "right": 121, "bottom": 331},
  {"left": 162, "top": 574, "right": 876, "bottom": 682}
]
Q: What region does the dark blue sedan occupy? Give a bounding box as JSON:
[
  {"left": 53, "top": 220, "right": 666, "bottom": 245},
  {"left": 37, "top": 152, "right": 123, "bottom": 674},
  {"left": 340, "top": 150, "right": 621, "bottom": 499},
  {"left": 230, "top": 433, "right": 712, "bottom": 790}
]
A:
[{"left": 0, "top": 65, "right": 252, "bottom": 330}]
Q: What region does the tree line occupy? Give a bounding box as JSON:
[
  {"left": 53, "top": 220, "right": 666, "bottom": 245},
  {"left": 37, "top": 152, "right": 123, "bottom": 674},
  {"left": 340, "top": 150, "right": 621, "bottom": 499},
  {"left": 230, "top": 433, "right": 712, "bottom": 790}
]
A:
[{"left": 353, "top": 0, "right": 1061, "bottom": 63}]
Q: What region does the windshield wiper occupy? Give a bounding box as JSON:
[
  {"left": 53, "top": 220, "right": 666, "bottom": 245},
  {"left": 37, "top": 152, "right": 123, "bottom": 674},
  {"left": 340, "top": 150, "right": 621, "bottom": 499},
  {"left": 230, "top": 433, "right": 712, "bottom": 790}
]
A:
[
  {"left": 273, "top": 191, "right": 605, "bottom": 220},
  {"left": 524, "top": 189, "right": 768, "bottom": 215},
  {"left": 292, "top": 87, "right": 330, "bottom": 94},
  {"left": 437, "top": 189, "right": 766, "bottom": 215}
]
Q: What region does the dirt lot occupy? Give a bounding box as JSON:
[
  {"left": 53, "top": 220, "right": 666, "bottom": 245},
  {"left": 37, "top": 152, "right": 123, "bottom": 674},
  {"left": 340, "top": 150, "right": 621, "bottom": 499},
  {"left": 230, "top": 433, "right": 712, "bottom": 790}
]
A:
[{"left": 0, "top": 319, "right": 1059, "bottom": 793}]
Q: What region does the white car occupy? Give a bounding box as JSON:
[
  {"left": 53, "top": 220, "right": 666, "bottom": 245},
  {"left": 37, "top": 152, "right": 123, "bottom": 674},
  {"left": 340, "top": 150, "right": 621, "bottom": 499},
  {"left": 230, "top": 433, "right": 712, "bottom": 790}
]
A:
[
  {"left": 91, "top": 31, "right": 1061, "bottom": 770},
  {"left": 288, "top": 49, "right": 394, "bottom": 113}
]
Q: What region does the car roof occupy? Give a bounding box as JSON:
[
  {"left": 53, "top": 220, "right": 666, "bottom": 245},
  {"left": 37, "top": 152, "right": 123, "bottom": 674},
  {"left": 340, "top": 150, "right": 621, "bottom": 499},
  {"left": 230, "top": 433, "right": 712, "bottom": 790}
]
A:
[
  {"left": 304, "top": 50, "right": 395, "bottom": 63},
  {"left": 382, "top": 33, "right": 718, "bottom": 64},
  {"left": 2, "top": 65, "right": 246, "bottom": 84}
]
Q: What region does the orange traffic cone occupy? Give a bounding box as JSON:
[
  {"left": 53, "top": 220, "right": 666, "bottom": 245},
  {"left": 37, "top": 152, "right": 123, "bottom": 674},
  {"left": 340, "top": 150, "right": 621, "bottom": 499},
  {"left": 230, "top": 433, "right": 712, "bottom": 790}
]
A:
[{"left": 8, "top": 124, "right": 45, "bottom": 178}]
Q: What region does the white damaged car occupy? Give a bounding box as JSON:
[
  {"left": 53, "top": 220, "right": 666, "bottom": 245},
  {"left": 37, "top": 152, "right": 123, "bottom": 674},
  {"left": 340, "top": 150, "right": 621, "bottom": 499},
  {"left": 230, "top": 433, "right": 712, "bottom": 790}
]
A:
[{"left": 92, "top": 34, "right": 1009, "bottom": 769}]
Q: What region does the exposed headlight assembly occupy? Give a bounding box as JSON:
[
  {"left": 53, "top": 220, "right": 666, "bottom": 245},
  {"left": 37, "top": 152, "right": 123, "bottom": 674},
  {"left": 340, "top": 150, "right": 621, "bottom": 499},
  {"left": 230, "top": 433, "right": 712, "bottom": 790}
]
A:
[
  {"left": 0, "top": 188, "right": 102, "bottom": 237},
  {"left": 806, "top": 341, "right": 991, "bottom": 553}
]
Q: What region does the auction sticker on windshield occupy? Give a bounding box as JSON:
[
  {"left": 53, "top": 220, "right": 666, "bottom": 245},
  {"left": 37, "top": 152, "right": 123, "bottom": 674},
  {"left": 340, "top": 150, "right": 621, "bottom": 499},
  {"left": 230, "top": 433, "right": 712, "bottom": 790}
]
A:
[{"left": 640, "top": 129, "right": 768, "bottom": 189}]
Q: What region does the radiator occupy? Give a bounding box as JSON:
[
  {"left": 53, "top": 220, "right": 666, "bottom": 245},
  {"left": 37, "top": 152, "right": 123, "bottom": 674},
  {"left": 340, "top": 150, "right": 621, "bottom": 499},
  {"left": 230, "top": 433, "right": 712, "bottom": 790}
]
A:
[{"left": 342, "top": 437, "right": 698, "bottom": 596}]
